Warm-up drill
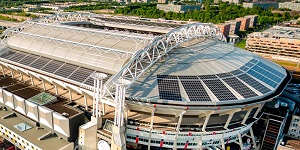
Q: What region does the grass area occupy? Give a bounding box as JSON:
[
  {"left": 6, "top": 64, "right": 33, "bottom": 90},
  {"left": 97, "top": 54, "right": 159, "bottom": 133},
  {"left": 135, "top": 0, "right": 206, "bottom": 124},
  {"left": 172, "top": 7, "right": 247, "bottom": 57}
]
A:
[{"left": 235, "top": 39, "right": 246, "bottom": 49}]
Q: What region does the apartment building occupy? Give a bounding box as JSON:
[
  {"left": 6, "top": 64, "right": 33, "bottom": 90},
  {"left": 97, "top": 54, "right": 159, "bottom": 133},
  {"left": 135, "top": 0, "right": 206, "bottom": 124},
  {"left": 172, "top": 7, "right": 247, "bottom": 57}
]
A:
[
  {"left": 225, "top": 20, "right": 241, "bottom": 35},
  {"left": 246, "top": 26, "right": 300, "bottom": 62},
  {"left": 215, "top": 23, "right": 231, "bottom": 37},
  {"left": 246, "top": 15, "right": 258, "bottom": 28},
  {"left": 236, "top": 17, "right": 251, "bottom": 31}
]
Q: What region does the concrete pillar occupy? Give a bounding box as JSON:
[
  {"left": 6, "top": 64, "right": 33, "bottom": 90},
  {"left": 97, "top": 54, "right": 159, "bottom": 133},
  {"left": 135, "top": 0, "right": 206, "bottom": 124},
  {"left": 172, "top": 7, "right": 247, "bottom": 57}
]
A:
[
  {"left": 221, "top": 135, "right": 225, "bottom": 150},
  {"left": 83, "top": 95, "right": 88, "bottom": 110},
  {"left": 1, "top": 66, "right": 5, "bottom": 77},
  {"left": 238, "top": 133, "right": 243, "bottom": 150},
  {"left": 199, "top": 111, "right": 215, "bottom": 132},
  {"left": 224, "top": 113, "right": 234, "bottom": 129},
  {"left": 250, "top": 127, "right": 257, "bottom": 148},
  {"left": 173, "top": 110, "right": 186, "bottom": 150},
  {"left": 30, "top": 76, "right": 34, "bottom": 86},
  {"left": 198, "top": 136, "right": 203, "bottom": 149},
  {"left": 54, "top": 84, "right": 58, "bottom": 95},
  {"left": 68, "top": 90, "right": 72, "bottom": 101},
  {"left": 242, "top": 109, "right": 252, "bottom": 125},
  {"left": 148, "top": 105, "right": 156, "bottom": 150},
  {"left": 254, "top": 103, "right": 265, "bottom": 118},
  {"left": 42, "top": 81, "right": 46, "bottom": 91}
]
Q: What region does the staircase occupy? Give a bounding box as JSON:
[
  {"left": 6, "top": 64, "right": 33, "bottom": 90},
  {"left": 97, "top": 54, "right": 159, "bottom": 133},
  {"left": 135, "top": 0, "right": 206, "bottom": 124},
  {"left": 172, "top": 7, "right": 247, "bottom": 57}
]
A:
[{"left": 261, "top": 118, "right": 282, "bottom": 150}]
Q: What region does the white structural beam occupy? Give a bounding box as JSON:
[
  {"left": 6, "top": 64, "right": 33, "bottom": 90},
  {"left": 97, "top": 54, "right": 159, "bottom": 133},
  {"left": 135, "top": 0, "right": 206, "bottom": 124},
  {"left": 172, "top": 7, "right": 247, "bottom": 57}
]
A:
[
  {"left": 173, "top": 110, "right": 187, "bottom": 150},
  {"left": 148, "top": 105, "right": 156, "bottom": 150},
  {"left": 242, "top": 105, "right": 259, "bottom": 124},
  {"left": 254, "top": 103, "right": 265, "bottom": 118},
  {"left": 104, "top": 23, "right": 227, "bottom": 100},
  {"left": 201, "top": 111, "right": 215, "bottom": 132},
  {"left": 250, "top": 127, "right": 257, "bottom": 148}
]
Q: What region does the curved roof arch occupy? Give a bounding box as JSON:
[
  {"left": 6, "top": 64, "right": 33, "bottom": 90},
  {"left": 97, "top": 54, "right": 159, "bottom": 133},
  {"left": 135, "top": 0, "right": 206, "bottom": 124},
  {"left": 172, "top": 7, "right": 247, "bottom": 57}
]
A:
[{"left": 103, "top": 23, "right": 227, "bottom": 98}]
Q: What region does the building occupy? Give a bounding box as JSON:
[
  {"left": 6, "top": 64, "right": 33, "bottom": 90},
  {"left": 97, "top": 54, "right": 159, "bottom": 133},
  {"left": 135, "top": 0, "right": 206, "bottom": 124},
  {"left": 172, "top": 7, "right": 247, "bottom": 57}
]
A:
[
  {"left": 222, "top": 0, "right": 239, "bottom": 4},
  {"left": 288, "top": 115, "right": 300, "bottom": 138},
  {"left": 157, "top": 0, "right": 168, "bottom": 3},
  {"left": 245, "top": 15, "right": 258, "bottom": 28},
  {"left": 157, "top": 4, "right": 201, "bottom": 13},
  {"left": 215, "top": 23, "right": 231, "bottom": 37},
  {"left": 236, "top": 17, "right": 251, "bottom": 31},
  {"left": 225, "top": 20, "right": 241, "bottom": 35},
  {"left": 0, "top": 13, "right": 291, "bottom": 150},
  {"left": 246, "top": 26, "right": 300, "bottom": 62},
  {"left": 243, "top": 2, "right": 279, "bottom": 9},
  {"left": 279, "top": 2, "right": 300, "bottom": 11}
]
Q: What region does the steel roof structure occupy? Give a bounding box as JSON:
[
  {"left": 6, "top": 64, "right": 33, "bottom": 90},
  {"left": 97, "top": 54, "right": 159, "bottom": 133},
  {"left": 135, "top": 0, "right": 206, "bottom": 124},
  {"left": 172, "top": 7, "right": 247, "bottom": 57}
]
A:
[
  {"left": 0, "top": 12, "right": 292, "bottom": 150},
  {"left": 0, "top": 12, "right": 287, "bottom": 106}
]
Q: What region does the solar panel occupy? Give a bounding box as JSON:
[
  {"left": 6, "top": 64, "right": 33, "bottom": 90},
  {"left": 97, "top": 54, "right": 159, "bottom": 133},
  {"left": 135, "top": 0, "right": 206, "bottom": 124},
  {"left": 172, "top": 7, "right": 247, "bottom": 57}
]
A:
[
  {"left": 244, "top": 62, "right": 255, "bottom": 68},
  {"left": 251, "top": 65, "right": 282, "bottom": 83},
  {"left": 247, "top": 70, "right": 278, "bottom": 88},
  {"left": 250, "top": 59, "right": 258, "bottom": 64},
  {"left": 54, "top": 63, "right": 79, "bottom": 78},
  {"left": 178, "top": 76, "right": 199, "bottom": 80},
  {"left": 222, "top": 77, "right": 258, "bottom": 99},
  {"left": 230, "top": 70, "right": 243, "bottom": 76},
  {"left": 157, "top": 79, "right": 182, "bottom": 101},
  {"left": 257, "top": 62, "right": 285, "bottom": 78},
  {"left": 0, "top": 50, "right": 16, "bottom": 59},
  {"left": 216, "top": 73, "right": 232, "bottom": 78},
  {"left": 8, "top": 51, "right": 27, "bottom": 62},
  {"left": 68, "top": 67, "right": 95, "bottom": 83},
  {"left": 157, "top": 75, "right": 177, "bottom": 79},
  {"left": 237, "top": 74, "right": 271, "bottom": 94},
  {"left": 41, "top": 60, "right": 64, "bottom": 73},
  {"left": 240, "top": 66, "right": 249, "bottom": 72},
  {"left": 198, "top": 75, "right": 218, "bottom": 80},
  {"left": 202, "top": 79, "right": 237, "bottom": 101},
  {"left": 19, "top": 54, "right": 39, "bottom": 66},
  {"left": 30, "top": 57, "right": 51, "bottom": 69},
  {"left": 181, "top": 80, "right": 210, "bottom": 101}
]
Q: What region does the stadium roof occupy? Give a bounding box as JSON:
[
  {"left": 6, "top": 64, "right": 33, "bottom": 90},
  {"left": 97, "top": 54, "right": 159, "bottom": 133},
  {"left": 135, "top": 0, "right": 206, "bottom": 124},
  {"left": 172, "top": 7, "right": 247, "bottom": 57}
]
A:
[
  {"left": 0, "top": 13, "right": 289, "bottom": 106},
  {"left": 128, "top": 38, "right": 287, "bottom": 105}
]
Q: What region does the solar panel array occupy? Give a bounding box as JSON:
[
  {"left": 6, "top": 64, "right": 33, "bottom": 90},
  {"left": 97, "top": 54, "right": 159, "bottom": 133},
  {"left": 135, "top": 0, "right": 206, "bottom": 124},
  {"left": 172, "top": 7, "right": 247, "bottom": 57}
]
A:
[
  {"left": 222, "top": 77, "right": 258, "bottom": 98},
  {"left": 156, "top": 58, "right": 286, "bottom": 101},
  {"left": 202, "top": 79, "right": 237, "bottom": 101},
  {"left": 237, "top": 74, "right": 271, "bottom": 94},
  {"left": 181, "top": 80, "right": 210, "bottom": 101},
  {"left": 0, "top": 49, "right": 112, "bottom": 87},
  {"left": 157, "top": 78, "right": 182, "bottom": 101}
]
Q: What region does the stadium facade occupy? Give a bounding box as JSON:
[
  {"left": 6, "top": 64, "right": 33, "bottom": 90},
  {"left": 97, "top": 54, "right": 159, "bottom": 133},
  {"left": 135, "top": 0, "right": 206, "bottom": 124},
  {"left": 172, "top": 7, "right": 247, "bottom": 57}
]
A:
[{"left": 0, "top": 13, "right": 291, "bottom": 150}]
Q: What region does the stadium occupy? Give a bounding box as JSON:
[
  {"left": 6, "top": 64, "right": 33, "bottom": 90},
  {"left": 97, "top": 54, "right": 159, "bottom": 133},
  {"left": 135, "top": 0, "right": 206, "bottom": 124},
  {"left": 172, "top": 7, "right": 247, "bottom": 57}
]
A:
[{"left": 0, "top": 13, "right": 291, "bottom": 150}]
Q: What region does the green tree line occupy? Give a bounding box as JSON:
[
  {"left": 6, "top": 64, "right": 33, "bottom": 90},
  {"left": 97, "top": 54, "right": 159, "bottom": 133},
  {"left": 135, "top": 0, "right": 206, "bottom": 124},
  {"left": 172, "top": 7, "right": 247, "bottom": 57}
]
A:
[{"left": 114, "top": 2, "right": 296, "bottom": 25}]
